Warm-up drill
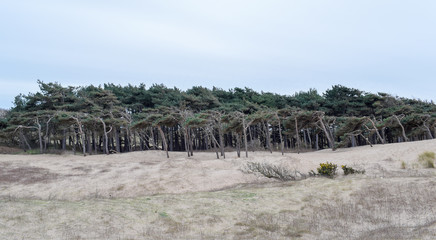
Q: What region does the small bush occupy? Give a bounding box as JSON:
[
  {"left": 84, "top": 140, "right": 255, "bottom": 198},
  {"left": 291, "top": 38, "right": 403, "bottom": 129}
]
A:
[
  {"left": 418, "top": 151, "right": 435, "bottom": 168},
  {"left": 244, "top": 162, "right": 305, "bottom": 181},
  {"left": 341, "top": 165, "right": 365, "bottom": 175},
  {"left": 317, "top": 162, "right": 337, "bottom": 178},
  {"left": 401, "top": 161, "right": 406, "bottom": 169}
]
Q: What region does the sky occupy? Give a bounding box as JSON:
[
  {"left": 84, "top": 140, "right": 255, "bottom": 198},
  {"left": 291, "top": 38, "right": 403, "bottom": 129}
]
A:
[{"left": 1, "top": 0, "right": 436, "bottom": 109}]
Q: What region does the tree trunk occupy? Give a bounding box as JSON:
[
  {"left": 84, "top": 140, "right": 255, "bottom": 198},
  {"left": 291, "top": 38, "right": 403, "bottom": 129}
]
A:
[
  {"left": 294, "top": 117, "right": 301, "bottom": 154},
  {"left": 317, "top": 116, "right": 335, "bottom": 151},
  {"left": 263, "top": 121, "right": 272, "bottom": 153},
  {"left": 359, "top": 133, "right": 373, "bottom": 147},
  {"left": 422, "top": 122, "right": 434, "bottom": 139},
  {"left": 218, "top": 125, "right": 225, "bottom": 158},
  {"left": 157, "top": 125, "right": 169, "bottom": 158},
  {"left": 99, "top": 118, "right": 110, "bottom": 155},
  {"left": 243, "top": 118, "right": 248, "bottom": 158},
  {"left": 92, "top": 131, "right": 97, "bottom": 154},
  {"left": 278, "top": 124, "right": 284, "bottom": 155},
  {"left": 115, "top": 127, "right": 121, "bottom": 153},
  {"left": 183, "top": 127, "right": 190, "bottom": 157},
  {"left": 62, "top": 129, "right": 66, "bottom": 151},
  {"left": 36, "top": 120, "right": 43, "bottom": 154},
  {"left": 367, "top": 117, "right": 385, "bottom": 144},
  {"left": 393, "top": 115, "right": 408, "bottom": 142}
]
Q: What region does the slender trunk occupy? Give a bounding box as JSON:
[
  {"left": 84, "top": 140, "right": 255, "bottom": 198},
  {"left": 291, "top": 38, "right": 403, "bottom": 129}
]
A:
[
  {"left": 37, "top": 124, "right": 43, "bottom": 154},
  {"left": 157, "top": 125, "right": 169, "bottom": 158},
  {"left": 263, "top": 121, "right": 272, "bottom": 153},
  {"left": 422, "top": 122, "right": 434, "bottom": 139},
  {"left": 218, "top": 125, "right": 225, "bottom": 158},
  {"left": 236, "top": 134, "right": 241, "bottom": 158},
  {"left": 150, "top": 127, "right": 157, "bottom": 150},
  {"left": 318, "top": 117, "right": 335, "bottom": 151},
  {"left": 306, "top": 129, "right": 312, "bottom": 149},
  {"left": 62, "top": 129, "right": 66, "bottom": 151},
  {"left": 169, "top": 127, "right": 174, "bottom": 152},
  {"left": 183, "top": 127, "right": 190, "bottom": 157},
  {"left": 93, "top": 131, "right": 97, "bottom": 154},
  {"left": 209, "top": 130, "right": 220, "bottom": 159},
  {"left": 115, "top": 127, "right": 121, "bottom": 153},
  {"left": 393, "top": 115, "right": 408, "bottom": 142},
  {"left": 315, "top": 133, "right": 319, "bottom": 150},
  {"left": 277, "top": 116, "right": 284, "bottom": 155},
  {"left": 351, "top": 135, "right": 356, "bottom": 147},
  {"left": 243, "top": 118, "right": 248, "bottom": 158},
  {"left": 189, "top": 128, "right": 194, "bottom": 156},
  {"left": 359, "top": 133, "right": 373, "bottom": 147},
  {"left": 99, "top": 118, "right": 110, "bottom": 155},
  {"left": 367, "top": 118, "right": 385, "bottom": 144},
  {"left": 19, "top": 129, "right": 32, "bottom": 151},
  {"left": 295, "top": 117, "right": 301, "bottom": 154},
  {"left": 133, "top": 131, "right": 137, "bottom": 151}
]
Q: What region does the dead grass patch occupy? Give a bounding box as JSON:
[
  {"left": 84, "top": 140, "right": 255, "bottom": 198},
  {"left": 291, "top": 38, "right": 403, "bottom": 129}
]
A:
[{"left": 0, "top": 165, "right": 58, "bottom": 184}]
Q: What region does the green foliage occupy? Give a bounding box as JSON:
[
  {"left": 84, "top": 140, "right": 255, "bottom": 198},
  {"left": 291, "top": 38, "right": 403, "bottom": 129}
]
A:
[
  {"left": 3, "top": 80, "right": 436, "bottom": 153},
  {"left": 317, "top": 162, "right": 337, "bottom": 178},
  {"left": 401, "top": 161, "right": 406, "bottom": 169},
  {"left": 418, "top": 151, "right": 435, "bottom": 168},
  {"left": 341, "top": 165, "right": 365, "bottom": 175}
]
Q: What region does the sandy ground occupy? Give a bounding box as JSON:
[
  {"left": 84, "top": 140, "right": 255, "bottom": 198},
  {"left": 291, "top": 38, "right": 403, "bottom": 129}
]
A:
[
  {"left": 0, "top": 140, "right": 435, "bottom": 200},
  {"left": 0, "top": 140, "right": 436, "bottom": 239}
]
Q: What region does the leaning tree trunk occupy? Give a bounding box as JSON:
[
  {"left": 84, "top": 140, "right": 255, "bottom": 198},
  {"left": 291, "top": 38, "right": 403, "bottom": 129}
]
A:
[
  {"left": 157, "top": 125, "right": 169, "bottom": 158},
  {"left": 359, "top": 133, "right": 373, "bottom": 147},
  {"left": 19, "top": 128, "right": 32, "bottom": 151},
  {"left": 317, "top": 117, "right": 336, "bottom": 151},
  {"left": 422, "top": 121, "right": 434, "bottom": 140},
  {"left": 393, "top": 115, "right": 408, "bottom": 142},
  {"left": 367, "top": 117, "right": 385, "bottom": 144}
]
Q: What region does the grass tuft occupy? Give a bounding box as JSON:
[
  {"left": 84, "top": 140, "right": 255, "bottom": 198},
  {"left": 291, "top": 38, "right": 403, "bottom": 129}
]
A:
[{"left": 418, "top": 151, "right": 435, "bottom": 168}]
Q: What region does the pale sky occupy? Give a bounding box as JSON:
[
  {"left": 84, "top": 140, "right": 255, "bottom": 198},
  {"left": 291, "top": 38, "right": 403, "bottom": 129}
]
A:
[{"left": 1, "top": 0, "right": 436, "bottom": 109}]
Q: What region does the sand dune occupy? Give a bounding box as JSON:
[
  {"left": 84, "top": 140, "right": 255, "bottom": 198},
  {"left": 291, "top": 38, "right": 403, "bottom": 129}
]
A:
[{"left": 1, "top": 139, "right": 435, "bottom": 200}]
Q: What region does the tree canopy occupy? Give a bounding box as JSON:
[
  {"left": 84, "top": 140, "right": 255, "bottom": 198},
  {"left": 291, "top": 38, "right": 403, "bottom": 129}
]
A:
[{"left": 1, "top": 82, "right": 435, "bottom": 157}]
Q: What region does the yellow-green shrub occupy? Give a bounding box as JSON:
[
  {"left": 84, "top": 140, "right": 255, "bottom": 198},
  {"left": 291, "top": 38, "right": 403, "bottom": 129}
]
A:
[{"left": 317, "top": 162, "right": 337, "bottom": 178}]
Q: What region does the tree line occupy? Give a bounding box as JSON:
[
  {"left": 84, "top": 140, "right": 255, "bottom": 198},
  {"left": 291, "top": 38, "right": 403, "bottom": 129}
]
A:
[{"left": 0, "top": 81, "right": 435, "bottom": 158}]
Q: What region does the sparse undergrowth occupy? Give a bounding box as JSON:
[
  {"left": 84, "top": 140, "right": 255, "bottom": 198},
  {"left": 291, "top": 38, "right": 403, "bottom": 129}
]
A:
[
  {"left": 418, "top": 151, "right": 435, "bottom": 168},
  {"left": 245, "top": 161, "right": 367, "bottom": 181},
  {"left": 243, "top": 162, "right": 306, "bottom": 181},
  {"left": 341, "top": 165, "right": 365, "bottom": 175}
]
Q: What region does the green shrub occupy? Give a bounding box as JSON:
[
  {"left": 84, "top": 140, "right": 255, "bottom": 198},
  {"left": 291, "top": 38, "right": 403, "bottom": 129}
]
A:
[
  {"left": 418, "top": 151, "right": 435, "bottom": 168},
  {"left": 317, "top": 162, "right": 337, "bottom": 178},
  {"left": 401, "top": 161, "right": 406, "bottom": 169},
  {"left": 341, "top": 165, "right": 365, "bottom": 175}
]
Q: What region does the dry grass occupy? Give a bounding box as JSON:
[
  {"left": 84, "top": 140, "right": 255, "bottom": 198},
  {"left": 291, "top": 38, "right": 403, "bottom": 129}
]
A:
[
  {"left": 418, "top": 151, "right": 435, "bottom": 168},
  {"left": 0, "top": 140, "right": 436, "bottom": 239},
  {"left": 1, "top": 177, "right": 436, "bottom": 239}
]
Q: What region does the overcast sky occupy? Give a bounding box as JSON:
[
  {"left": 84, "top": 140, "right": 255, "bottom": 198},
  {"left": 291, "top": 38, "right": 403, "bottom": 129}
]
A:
[{"left": 1, "top": 0, "right": 436, "bottom": 109}]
